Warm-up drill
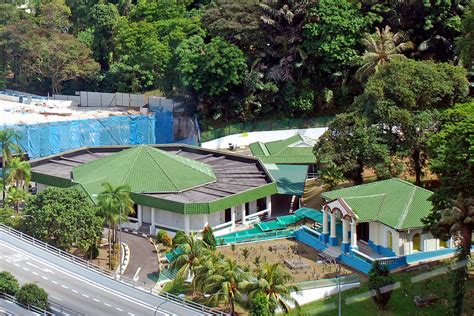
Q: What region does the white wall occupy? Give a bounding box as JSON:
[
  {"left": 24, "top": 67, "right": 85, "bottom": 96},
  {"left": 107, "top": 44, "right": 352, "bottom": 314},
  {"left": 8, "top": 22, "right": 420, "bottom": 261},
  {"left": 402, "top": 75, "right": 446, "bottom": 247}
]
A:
[
  {"left": 142, "top": 205, "right": 152, "bottom": 224},
  {"left": 368, "top": 222, "right": 400, "bottom": 255}
]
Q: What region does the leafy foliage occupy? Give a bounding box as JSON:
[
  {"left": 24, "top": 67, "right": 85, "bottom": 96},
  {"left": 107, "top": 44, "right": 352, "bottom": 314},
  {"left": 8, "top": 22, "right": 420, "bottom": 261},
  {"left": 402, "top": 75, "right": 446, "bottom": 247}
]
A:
[
  {"left": 249, "top": 292, "right": 271, "bottom": 316},
  {"left": 368, "top": 262, "right": 394, "bottom": 309},
  {"left": 202, "top": 225, "right": 216, "bottom": 251},
  {"left": 0, "top": 271, "right": 19, "bottom": 296},
  {"left": 456, "top": 2, "right": 474, "bottom": 70},
  {"left": 22, "top": 187, "right": 102, "bottom": 252},
  {"left": 16, "top": 283, "right": 49, "bottom": 310}
]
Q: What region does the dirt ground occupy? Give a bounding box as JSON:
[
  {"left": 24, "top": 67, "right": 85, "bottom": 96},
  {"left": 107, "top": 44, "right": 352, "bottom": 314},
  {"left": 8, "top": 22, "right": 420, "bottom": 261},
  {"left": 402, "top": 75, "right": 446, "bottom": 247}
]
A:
[{"left": 216, "top": 238, "right": 352, "bottom": 283}]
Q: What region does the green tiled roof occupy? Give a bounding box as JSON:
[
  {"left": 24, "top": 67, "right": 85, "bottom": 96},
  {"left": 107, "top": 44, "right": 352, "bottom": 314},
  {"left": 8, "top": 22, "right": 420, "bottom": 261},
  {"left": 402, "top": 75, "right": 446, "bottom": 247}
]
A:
[
  {"left": 73, "top": 145, "right": 216, "bottom": 196},
  {"left": 249, "top": 133, "right": 316, "bottom": 164},
  {"left": 266, "top": 164, "right": 308, "bottom": 195},
  {"left": 321, "top": 179, "right": 433, "bottom": 230}
]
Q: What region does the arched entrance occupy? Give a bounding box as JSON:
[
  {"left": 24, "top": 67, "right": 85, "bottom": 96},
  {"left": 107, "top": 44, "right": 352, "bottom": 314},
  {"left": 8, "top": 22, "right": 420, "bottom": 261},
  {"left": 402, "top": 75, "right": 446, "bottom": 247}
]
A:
[{"left": 412, "top": 233, "right": 421, "bottom": 252}]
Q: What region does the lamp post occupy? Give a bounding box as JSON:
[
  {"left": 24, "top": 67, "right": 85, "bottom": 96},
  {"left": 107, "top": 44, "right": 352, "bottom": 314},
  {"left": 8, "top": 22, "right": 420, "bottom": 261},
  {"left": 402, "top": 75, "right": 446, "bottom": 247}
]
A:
[{"left": 154, "top": 294, "right": 185, "bottom": 316}]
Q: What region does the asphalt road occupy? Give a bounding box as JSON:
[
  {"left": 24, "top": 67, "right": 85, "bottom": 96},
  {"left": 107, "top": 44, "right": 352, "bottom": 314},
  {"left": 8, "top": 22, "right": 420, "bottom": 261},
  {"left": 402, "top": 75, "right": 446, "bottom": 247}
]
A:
[
  {"left": 0, "top": 241, "right": 164, "bottom": 316},
  {"left": 121, "top": 232, "right": 159, "bottom": 287}
]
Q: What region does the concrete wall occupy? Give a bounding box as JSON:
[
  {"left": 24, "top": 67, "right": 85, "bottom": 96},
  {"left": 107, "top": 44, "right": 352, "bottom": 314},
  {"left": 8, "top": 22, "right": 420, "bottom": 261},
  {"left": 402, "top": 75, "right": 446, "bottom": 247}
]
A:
[{"left": 368, "top": 222, "right": 400, "bottom": 256}]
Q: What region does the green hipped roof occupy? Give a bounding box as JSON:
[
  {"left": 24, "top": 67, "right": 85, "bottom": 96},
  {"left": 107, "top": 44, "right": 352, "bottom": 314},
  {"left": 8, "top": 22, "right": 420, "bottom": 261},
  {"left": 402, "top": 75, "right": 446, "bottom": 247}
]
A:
[
  {"left": 72, "top": 145, "right": 216, "bottom": 196},
  {"left": 321, "top": 179, "right": 433, "bottom": 230},
  {"left": 266, "top": 164, "right": 308, "bottom": 195},
  {"left": 249, "top": 134, "right": 316, "bottom": 164}
]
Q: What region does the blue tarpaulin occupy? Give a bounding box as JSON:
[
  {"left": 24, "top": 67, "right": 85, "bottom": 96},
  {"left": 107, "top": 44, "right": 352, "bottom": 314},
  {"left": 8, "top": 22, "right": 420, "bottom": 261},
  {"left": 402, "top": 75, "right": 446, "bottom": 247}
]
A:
[{"left": 3, "top": 115, "right": 156, "bottom": 159}]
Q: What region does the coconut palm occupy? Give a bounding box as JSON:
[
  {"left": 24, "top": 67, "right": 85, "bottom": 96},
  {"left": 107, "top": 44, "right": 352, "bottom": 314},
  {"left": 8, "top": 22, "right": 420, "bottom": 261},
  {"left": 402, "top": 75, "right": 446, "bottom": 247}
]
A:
[
  {"left": 97, "top": 182, "right": 134, "bottom": 269},
  {"left": 356, "top": 26, "right": 413, "bottom": 81},
  {"left": 0, "top": 129, "right": 21, "bottom": 200},
  {"left": 243, "top": 262, "right": 300, "bottom": 314},
  {"left": 6, "top": 157, "right": 31, "bottom": 190},
  {"left": 192, "top": 252, "right": 224, "bottom": 297},
  {"left": 204, "top": 258, "right": 249, "bottom": 315},
  {"left": 5, "top": 187, "right": 27, "bottom": 213},
  {"left": 436, "top": 193, "right": 474, "bottom": 315},
  {"left": 170, "top": 233, "right": 209, "bottom": 284}
]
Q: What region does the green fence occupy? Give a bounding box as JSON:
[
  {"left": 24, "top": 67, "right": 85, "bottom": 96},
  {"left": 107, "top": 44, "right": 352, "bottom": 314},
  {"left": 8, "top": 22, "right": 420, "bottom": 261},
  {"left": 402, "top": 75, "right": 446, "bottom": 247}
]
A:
[{"left": 200, "top": 116, "right": 334, "bottom": 143}]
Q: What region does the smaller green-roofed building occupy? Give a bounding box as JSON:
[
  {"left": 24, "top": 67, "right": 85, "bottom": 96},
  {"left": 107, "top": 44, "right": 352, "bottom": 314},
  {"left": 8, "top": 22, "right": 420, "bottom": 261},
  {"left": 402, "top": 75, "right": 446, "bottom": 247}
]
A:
[
  {"left": 319, "top": 178, "right": 453, "bottom": 257},
  {"left": 249, "top": 133, "right": 317, "bottom": 213}
]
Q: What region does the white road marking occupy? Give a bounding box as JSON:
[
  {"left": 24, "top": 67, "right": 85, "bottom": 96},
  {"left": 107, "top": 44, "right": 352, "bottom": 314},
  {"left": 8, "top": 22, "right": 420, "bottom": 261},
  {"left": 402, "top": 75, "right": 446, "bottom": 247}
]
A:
[
  {"left": 0, "top": 242, "right": 165, "bottom": 313},
  {"left": 61, "top": 285, "right": 68, "bottom": 289},
  {"left": 104, "top": 303, "right": 112, "bottom": 307},
  {"left": 51, "top": 280, "right": 58, "bottom": 285},
  {"left": 128, "top": 313, "right": 135, "bottom": 316},
  {"left": 26, "top": 261, "right": 55, "bottom": 274},
  {"left": 93, "top": 298, "right": 100, "bottom": 302},
  {"left": 81, "top": 294, "right": 89, "bottom": 298},
  {"left": 132, "top": 267, "right": 141, "bottom": 281},
  {"left": 72, "top": 290, "right": 79, "bottom": 294},
  {"left": 22, "top": 267, "right": 29, "bottom": 271},
  {"left": 42, "top": 276, "right": 48, "bottom": 280},
  {"left": 14, "top": 263, "right": 19, "bottom": 267},
  {"left": 32, "top": 271, "right": 38, "bottom": 276},
  {"left": 51, "top": 296, "right": 63, "bottom": 301},
  {"left": 116, "top": 307, "right": 123, "bottom": 312}
]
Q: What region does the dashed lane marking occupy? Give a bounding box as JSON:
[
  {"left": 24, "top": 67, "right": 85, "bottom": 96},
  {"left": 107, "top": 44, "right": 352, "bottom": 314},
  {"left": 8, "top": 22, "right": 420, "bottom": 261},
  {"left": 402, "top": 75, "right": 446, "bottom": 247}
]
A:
[
  {"left": 51, "top": 280, "right": 58, "bottom": 285},
  {"left": 116, "top": 307, "right": 123, "bottom": 312},
  {"left": 41, "top": 276, "right": 48, "bottom": 280},
  {"left": 61, "top": 285, "right": 68, "bottom": 289},
  {"left": 104, "top": 303, "right": 112, "bottom": 307},
  {"left": 22, "top": 267, "right": 29, "bottom": 271},
  {"left": 82, "top": 294, "right": 89, "bottom": 298},
  {"left": 72, "top": 290, "right": 79, "bottom": 294},
  {"left": 32, "top": 272, "right": 38, "bottom": 276},
  {"left": 93, "top": 299, "right": 100, "bottom": 302}
]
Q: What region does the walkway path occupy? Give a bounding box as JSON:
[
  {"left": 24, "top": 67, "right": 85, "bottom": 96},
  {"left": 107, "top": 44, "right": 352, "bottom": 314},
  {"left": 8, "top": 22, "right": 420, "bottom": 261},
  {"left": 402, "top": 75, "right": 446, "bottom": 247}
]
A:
[{"left": 121, "top": 231, "right": 159, "bottom": 287}]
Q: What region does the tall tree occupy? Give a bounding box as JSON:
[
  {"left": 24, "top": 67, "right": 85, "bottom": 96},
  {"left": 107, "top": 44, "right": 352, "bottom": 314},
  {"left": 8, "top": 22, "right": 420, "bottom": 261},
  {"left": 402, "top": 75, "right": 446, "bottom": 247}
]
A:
[
  {"left": 456, "top": 1, "right": 474, "bottom": 71},
  {"left": 89, "top": 3, "right": 119, "bottom": 71},
  {"left": 0, "top": 129, "right": 21, "bottom": 200},
  {"left": 314, "top": 112, "right": 390, "bottom": 184},
  {"left": 5, "top": 187, "right": 27, "bottom": 213},
  {"left": 356, "top": 25, "right": 413, "bottom": 81},
  {"left": 204, "top": 258, "right": 249, "bottom": 315},
  {"left": 170, "top": 233, "right": 209, "bottom": 284},
  {"left": 97, "top": 182, "right": 134, "bottom": 268},
  {"left": 22, "top": 187, "right": 103, "bottom": 252},
  {"left": 243, "top": 262, "right": 300, "bottom": 314},
  {"left": 6, "top": 157, "right": 30, "bottom": 190},
  {"left": 36, "top": 0, "right": 72, "bottom": 33}
]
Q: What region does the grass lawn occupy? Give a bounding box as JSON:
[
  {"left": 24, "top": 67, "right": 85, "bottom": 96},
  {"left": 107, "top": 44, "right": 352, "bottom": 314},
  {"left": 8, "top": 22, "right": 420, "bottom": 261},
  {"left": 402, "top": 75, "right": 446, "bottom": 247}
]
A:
[{"left": 290, "top": 263, "right": 474, "bottom": 316}]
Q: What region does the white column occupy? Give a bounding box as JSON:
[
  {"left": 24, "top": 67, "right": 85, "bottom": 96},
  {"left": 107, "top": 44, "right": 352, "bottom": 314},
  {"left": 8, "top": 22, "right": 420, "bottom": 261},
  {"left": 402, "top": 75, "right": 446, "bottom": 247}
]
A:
[
  {"left": 231, "top": 206, "right": 236, "bottom": 228},
  {"left": 241, "top": 204, "right": 247, "bottom": 225},
  {"left": 137, "top": 205, "right": 143, "bottom": 226},
  {"left": 351, "top": 220, "right": 358, "bottom": 249},
  {"left": 266, "top": 196, "right": 272, "bottom": 217},
  {"left": 184, "top": 214, "right": 190, "bottom": 233},
  {"left": 150, "top": 208, "right": 156, "bottom": 235},
  {"left": 330, "top": 213, "right": 337, "bottom": 239},
  {"left": 342, "top": 219, "right": 349, "bottom": 244},
  {"left": 204, "top": 214, "right": 209, "bottom": 227},
  {"left": 322, "top": 209, "right": 329, "bottom": 235}
]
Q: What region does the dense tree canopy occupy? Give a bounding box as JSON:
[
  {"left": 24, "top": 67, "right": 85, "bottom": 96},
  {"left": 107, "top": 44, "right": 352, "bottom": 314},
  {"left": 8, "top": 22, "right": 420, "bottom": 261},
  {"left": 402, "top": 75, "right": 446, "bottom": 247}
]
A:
[{"left": 22, "top": 187, "right": 103, "bottom": 252}]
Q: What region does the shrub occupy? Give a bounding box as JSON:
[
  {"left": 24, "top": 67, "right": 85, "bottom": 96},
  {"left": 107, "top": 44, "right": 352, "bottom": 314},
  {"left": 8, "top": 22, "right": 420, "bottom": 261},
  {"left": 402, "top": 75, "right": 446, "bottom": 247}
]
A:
[
  {"left": 156, "top": 230, "right": 169, "bottom": 244},
  {"left": 88, "top": 243, "right": 100, "bottom": 260},
  {"left": 0, "top": 271, "right": 19, "bottom": 296},
  {"left": 16, "top": 283, "right": 48, "bottom": 310},
  {"left": 249, "top": 292, "right": 270, "bottom": 316},
  {"left": 368, "top": 261, "right": 395, "bottom": 309},
  {"left": 162, "top": 234, "right": 173, "bottom": 247},
  {"left": 202, "top": 225, "right": 216, "bottom": 251},
  {"left": 172, "top": 231, "right": 186, "bottom": 247}
]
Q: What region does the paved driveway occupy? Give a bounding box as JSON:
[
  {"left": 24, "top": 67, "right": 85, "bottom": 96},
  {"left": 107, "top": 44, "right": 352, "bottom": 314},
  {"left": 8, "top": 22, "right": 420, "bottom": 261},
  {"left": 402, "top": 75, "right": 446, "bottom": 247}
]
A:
[{"left": 121, "top": 231, "right": 159, "bottom": 287}]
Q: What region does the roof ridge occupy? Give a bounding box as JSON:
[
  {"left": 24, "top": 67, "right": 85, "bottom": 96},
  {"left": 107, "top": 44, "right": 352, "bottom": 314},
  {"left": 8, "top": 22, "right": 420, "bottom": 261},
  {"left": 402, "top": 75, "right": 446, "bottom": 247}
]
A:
[
  {"left": 392, "top": 178, "right": 433, "bottom": 194},
  {"left": 144, "top": 146, "right": 180, "bottom": 192},
  {"left": 121, "top": 146, "right": 143, "bottom": 187},
  {"left": 342, "top": 193, "right": 386, "bottom": 199},
  {"left": 395, "top": 185, "right": 417, "bottom": 229}
]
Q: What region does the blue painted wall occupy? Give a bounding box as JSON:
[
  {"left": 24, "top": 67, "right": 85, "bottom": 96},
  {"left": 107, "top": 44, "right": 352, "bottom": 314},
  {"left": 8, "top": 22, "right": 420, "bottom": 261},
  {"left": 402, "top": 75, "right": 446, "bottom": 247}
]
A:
[
  {"left": 294, "top": 228, "right": 328, "bottom": 251},
  {"left": 368, "top": 240, "right": 397, "bottom": 257}
]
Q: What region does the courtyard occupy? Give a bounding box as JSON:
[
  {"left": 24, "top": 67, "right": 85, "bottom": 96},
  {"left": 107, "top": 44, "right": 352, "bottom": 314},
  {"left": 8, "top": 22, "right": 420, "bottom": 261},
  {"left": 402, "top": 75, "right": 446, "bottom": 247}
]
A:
[{"left": 216, "top": 238, "right": 353, "bottom": 283}]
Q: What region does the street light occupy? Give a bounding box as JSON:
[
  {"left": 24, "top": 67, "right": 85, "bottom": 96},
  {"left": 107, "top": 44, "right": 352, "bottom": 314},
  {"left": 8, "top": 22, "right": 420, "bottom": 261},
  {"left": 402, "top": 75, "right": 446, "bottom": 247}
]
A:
[{"left": 154, "top": 294, "right": 185, "bottom": 316}]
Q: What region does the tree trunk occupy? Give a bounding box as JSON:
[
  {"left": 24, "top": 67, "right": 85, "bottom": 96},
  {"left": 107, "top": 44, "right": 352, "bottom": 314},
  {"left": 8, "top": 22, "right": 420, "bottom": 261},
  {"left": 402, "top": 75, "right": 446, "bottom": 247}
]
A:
[
  {"left": 354, "top": 160, "right": 364, "bottom": 185},
  {"left": 108, "top": 227, "right": 112, "bottom": 269},
  {"left": 230, "top": 298, "right": 235, "bottom": 316},
  {"left": 412, "top": 148, "right": 422, "bottom": 187}
]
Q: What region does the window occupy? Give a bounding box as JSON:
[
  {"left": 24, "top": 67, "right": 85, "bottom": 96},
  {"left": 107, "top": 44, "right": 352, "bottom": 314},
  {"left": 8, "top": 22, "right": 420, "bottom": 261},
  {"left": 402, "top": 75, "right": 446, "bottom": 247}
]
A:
[
  {"left": 245, "top": 202, "right": 250, "bottom": 216},
  {"left": 412, "top": 233, "right": 421, "bottom": 252},
  {"left": 387, "top": 231, "right": 393, "bottom": 250},
  {"left": 129, "top": 204, "right": 138, "bottom": 218},
  {"left": 224, "top": 208, "right": 232, "bottom": 222},
  {"left": 256, "top": 198, "right": 266, "bottom": 212}
]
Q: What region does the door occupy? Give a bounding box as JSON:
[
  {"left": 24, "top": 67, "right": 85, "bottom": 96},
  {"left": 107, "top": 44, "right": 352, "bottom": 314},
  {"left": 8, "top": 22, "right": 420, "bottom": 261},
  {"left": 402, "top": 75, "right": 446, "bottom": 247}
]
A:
[
  {"left": 412, "top": 233, "right": 421, "bottom": 252},
  {"left": 357, "top": 222, "right": 370, "bottom": 242}
]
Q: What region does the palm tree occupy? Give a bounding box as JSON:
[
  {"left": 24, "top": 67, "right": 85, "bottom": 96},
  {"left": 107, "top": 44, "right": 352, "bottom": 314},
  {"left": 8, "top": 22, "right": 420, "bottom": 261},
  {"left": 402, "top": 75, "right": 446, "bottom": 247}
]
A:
[
  {"left": 243, "top": 263, "right": 300, "bottom": 314},
  {"left": 5, "top": 187, "right": 27, "bottom": 213},
  {"left": 170, "top": 233, "right": 209, "bottom": 285},
  {"left": 97, "top": 182, "right": 134, "bottom": 269},
  {"left": 436, "top": 193, "right": 474, "bottom": 315},
  {"left": 6, "top": 157, "right": 31, "bottom": 190},
  {"left": 0, "top": 129, "right": 21, "bottom": 199},
  {"left": 356, "top": 26, "right": 413, "bottom": 81},
  {"left": 204, "top": 258, "right": 249, "bottom": 315},
  {"left": 192, "top": 253, "right": 223, "bottom": 297}
]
